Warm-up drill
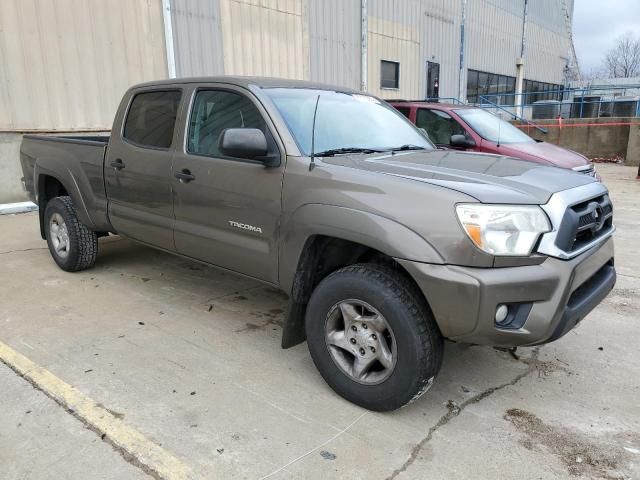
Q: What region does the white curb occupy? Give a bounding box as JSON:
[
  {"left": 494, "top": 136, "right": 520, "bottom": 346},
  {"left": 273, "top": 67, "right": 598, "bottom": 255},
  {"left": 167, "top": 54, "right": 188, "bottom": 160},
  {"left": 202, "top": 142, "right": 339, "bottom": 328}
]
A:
[{"left": 0, "top": 201, "right": 38, "bottom": 215}]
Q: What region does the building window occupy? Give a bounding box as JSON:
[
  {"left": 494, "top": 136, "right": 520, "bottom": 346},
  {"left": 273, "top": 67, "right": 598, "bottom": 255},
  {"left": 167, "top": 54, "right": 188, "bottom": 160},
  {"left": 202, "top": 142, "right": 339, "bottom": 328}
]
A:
[
  {"left": 466, "top": 69, "right": 516, "bottom": 106},
  {"left": 381, "top": 60, "right": 400, "bottom": 89},
  {"left": 523, "top": 80, "right": 563, "bottom": 104}
]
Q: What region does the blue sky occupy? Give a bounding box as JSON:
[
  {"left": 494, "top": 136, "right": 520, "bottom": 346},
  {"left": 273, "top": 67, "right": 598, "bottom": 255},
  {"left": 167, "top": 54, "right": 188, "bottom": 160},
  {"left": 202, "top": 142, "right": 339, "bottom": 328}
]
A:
[{"left": 573, "top": 0, "right": 640, "bottom": 76}]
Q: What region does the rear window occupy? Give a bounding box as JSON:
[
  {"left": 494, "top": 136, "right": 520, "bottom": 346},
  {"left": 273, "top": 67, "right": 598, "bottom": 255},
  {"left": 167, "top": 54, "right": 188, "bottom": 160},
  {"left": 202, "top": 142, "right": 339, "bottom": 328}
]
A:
[{"left": 123, "top": 90, "right": 182, "bottom": 148}]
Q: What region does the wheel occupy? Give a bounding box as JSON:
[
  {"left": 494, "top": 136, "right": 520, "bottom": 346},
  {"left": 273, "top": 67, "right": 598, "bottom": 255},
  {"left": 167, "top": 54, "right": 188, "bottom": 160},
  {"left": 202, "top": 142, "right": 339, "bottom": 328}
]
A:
[
  {"left": 305, "top": 264, "right": 444, "bottom": 411},
  {"left": 44, "top": 196, "right": 98, "bottom": 272}
]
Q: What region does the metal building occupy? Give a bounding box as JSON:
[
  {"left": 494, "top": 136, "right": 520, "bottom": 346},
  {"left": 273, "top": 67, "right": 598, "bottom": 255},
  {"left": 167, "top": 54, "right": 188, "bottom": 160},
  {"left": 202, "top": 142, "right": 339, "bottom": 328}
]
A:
[{"left": 0, "top": 0, "right": 574, "bottom": 202}]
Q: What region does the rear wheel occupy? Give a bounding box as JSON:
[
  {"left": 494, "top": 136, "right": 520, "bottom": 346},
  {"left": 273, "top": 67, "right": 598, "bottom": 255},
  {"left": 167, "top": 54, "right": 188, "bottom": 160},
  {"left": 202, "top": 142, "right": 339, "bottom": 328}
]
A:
[
  {"left": 44, "top": 196, "right": 98, "bottom": 272},
  {"left": 305, "top": 264, "right": 443, "bottom": 411}
]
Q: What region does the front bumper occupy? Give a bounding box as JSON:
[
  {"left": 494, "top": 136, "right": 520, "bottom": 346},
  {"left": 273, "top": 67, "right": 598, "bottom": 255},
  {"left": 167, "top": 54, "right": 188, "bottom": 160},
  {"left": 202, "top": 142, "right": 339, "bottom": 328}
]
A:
[{"left": 398, "top": 237, "right": 615, "bottom": 347}]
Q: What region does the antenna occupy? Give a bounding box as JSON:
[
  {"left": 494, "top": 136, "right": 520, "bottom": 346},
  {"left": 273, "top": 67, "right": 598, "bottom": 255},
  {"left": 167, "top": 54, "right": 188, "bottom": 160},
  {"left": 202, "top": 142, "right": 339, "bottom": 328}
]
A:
[{"left": 309, "top": 94, "right": 321, "bottom": 172}]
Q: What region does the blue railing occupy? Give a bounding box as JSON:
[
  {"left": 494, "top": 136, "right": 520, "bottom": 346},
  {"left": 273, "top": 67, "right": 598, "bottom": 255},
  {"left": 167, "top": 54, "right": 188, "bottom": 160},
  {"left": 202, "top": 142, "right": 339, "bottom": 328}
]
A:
[{"left": 473, "top": 84, "right": 640, "bottom": 118}]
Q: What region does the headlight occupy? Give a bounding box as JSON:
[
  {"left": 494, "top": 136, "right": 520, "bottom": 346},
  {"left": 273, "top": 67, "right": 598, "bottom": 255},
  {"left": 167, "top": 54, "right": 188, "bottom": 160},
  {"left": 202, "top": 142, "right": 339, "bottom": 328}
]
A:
[{"left": 455, "top": 204, "right": 551, "bottom": 256}]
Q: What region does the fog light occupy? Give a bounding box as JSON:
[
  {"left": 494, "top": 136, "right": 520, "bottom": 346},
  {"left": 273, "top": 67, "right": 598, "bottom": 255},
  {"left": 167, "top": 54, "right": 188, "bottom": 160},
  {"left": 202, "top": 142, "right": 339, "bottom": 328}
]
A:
[{"left": 495, "top": 304, "right": 509, "bottom": 325}]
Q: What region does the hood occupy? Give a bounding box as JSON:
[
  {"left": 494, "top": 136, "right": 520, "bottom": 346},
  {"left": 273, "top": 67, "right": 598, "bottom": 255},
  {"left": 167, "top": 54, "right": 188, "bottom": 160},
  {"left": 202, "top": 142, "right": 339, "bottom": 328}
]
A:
[
  {"left": 497, "top": 141, "right": 590, "bottom": 169},
  {"left": 322, "top": 149, "right": 596, "bottom": 205}
]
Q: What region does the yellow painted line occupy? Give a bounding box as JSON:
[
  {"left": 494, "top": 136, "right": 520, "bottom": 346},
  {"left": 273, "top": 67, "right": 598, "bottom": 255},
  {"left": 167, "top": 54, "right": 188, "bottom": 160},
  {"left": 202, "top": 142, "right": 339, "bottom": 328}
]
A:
[{"left": 0, "top": 340, "right": 195, "bottom": 480}]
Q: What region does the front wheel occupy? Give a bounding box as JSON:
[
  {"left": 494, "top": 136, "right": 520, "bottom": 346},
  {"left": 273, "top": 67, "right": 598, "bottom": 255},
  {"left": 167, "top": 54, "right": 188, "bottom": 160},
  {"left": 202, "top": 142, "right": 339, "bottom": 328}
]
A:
[
  {"left": 305, "top": 264, "right": 443, "bottom": 411},
  {"left": 44, "top": 196, "right": 98, "bottom": 272}
]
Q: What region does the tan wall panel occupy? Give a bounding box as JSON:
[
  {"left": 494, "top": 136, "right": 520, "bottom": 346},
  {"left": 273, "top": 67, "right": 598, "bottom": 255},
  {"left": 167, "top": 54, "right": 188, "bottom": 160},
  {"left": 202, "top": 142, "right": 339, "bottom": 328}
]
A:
[
  {"left": 0, "top": 0, "right": 168, "bottom": 131},
  {"left": 219, "top": 0, "right": 307, "bottom": 79},
  {"left": 367, "top": 16, "right": 420, "bottom": 99}
]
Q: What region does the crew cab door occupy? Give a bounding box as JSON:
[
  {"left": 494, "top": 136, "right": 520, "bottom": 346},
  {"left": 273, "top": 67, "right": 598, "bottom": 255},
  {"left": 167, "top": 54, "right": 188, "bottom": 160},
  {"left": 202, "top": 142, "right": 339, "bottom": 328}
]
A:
[
  {"left": 171, "top": 85, "right": 284, "bottom": 283},
  {"left": 415, "top": 108, "right": 476, "bottom": 150},
  {"left": 105, "top": 88, "right": 182, "bottom": 250}
]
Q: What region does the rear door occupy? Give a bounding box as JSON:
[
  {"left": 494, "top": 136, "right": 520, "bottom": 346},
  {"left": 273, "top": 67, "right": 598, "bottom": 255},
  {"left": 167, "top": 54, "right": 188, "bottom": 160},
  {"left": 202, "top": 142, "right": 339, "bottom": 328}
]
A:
[
  {"left": 105, "top": 88, "right": 182, "bottom": 250},
  {"left": 415, "top": 108, "right": 472, "bottom": 149},
  {"left": 171, "top": 85, "right": 285, "bottom": 283}
]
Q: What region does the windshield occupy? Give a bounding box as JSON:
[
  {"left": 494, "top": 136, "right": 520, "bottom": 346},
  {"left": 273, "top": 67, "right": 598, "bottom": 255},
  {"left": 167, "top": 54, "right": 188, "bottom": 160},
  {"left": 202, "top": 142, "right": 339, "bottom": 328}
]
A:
[
  {"left": 264, "top": 88, "right": 434, "bottom": 155},
  {"left": 455, "top": 108, "right": 534, "bottom": 144}
]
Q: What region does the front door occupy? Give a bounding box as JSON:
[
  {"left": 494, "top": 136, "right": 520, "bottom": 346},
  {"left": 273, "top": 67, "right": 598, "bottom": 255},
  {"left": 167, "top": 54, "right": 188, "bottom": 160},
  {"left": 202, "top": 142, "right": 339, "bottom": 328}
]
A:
[
  {"left": 105, "top": 89, "right": 182, "bottom": 250},
  {"left": 416, "top": 108, "right": 470, "bottom": 148},
  {"left": 172, "top": 86, "right": 284, "bottom": 283}
]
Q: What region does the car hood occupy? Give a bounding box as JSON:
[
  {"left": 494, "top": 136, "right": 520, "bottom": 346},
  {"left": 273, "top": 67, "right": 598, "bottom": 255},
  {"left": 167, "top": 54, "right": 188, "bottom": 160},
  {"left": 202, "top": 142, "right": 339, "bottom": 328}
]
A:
[
  {"left": 322, "top": 149, "right": 596, "bottom": 205},
  {"left": 497, "top": 141, "right": 590, "bottom": 168}
]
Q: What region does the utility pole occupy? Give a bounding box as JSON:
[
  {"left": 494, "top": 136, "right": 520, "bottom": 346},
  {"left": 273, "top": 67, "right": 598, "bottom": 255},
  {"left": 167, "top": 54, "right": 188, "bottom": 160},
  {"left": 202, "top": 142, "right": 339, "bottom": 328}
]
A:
[
  {"left": 515, "top": 0, "right": 528, "bottom": 117},
  {"left": 458, "top": 0, "right": 467, "bottom": 102}
]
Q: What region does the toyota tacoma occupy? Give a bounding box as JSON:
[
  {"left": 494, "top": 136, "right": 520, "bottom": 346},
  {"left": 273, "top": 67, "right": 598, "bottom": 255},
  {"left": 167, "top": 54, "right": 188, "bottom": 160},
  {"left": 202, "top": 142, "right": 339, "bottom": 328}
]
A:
[{"left": 20, "top": 77, "right": 616, "bottom": 411}]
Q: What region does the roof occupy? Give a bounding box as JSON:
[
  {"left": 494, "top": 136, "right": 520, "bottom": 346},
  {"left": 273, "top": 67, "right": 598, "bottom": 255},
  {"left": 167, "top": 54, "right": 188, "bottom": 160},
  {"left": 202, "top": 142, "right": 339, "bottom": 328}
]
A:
[
  {"left": 131, "top": 76, "right": 359, "bottom": 93},
  {"left": 387, "top": 100, "right": 477, "bottom": 110}
]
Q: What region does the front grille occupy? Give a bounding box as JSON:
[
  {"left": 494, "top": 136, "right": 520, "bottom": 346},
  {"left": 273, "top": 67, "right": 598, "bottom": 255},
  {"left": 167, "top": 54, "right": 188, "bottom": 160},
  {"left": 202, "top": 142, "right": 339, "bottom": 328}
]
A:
[{"left": 554, "top": 194, "right": 614, "bottom": 254}]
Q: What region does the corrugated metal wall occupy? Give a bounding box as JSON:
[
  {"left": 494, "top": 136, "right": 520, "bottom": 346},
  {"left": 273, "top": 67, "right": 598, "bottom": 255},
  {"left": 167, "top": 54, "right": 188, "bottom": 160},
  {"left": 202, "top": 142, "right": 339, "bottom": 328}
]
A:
[
  {"left": 308, "top": 0, "right": 361, "bottom": 89},
  {"left": 170, "top": 0, "right": 225, "bottom": 77},
  {"left": 0, "top": 0, "right": 573, "bottom": 131},
  {"left": 218, "top": 0, "right": 308, "bottom": 79},
  {"left": 0, "top": 0, "right": 168, "bottom": 131}
]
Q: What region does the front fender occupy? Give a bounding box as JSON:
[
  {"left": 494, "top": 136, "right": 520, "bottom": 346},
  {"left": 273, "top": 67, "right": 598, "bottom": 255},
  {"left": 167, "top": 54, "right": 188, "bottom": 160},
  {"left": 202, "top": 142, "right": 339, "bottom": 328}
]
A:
[{"left": 279, "top": 204, "right": 444, "bottom": 292}]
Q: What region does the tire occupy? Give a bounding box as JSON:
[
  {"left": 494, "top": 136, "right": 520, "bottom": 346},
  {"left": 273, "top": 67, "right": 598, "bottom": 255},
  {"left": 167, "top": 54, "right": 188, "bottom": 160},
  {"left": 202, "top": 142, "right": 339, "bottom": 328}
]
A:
[
  {"left": 44, "top": 196, "right": 98, "bottom": 272},
  {"left": 305, "top": 263, "right": 444, "bottom": 411}
]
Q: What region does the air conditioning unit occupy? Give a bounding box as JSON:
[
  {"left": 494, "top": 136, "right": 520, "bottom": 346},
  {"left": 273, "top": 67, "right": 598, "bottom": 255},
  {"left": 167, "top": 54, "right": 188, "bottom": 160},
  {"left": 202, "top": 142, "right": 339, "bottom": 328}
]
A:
[
  {"left": 532, "top": 100, "right": 561, "bottom": 119},
  {"left": 611, "top": 96, "right": 639, "bottom": 117},
  {"left": 570, "top": 96, "right": 601, "bottom": 118}
]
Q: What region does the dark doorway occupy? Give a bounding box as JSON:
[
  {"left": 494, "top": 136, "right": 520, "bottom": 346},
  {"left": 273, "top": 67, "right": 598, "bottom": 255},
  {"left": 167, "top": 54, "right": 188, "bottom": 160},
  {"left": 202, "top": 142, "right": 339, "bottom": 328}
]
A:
[{"left": 427, "top": 61, "right": 440, "bottom": 99}]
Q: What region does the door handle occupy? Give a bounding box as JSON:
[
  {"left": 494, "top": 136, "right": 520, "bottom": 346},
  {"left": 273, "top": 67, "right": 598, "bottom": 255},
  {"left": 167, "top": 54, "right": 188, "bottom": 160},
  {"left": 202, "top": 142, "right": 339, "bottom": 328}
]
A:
[
  {"left": 110, "top": 159, "right": 125, "bottom": 170},
  {"left": 175, "top": 169, "right": 195, "bottom": 183}
]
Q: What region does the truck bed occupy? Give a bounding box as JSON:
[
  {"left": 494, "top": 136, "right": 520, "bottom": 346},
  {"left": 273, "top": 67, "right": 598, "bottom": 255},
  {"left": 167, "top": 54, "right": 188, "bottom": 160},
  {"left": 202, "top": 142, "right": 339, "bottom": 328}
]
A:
[{"left": 20, "top": 134, "right": 112, "bottom": 234}]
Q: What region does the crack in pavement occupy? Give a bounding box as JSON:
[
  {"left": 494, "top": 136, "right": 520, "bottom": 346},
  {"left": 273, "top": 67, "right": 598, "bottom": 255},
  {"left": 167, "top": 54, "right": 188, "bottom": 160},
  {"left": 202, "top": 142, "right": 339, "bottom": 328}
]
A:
[
  {"left": 386, "top": 348, "right": 541, "bottom": 480},
  {"left": 0, "top": 247, "right": 47, "bottom": 255}
]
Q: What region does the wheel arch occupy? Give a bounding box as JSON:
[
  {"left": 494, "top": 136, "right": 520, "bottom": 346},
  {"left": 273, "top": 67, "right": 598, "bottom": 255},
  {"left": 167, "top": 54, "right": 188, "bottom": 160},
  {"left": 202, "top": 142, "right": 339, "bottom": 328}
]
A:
[
  {"left": 35, "top": 167, "right": 94, "bottom": 239},
  {"left": 279, "top": 205, "right": 443, "bottom": 348}
]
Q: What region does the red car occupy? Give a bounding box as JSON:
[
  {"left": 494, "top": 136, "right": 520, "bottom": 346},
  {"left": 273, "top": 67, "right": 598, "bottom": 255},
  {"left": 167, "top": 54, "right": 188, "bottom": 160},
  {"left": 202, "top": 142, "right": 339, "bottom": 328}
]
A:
[{"left": 390, "top": 101, "right": 597, "bottom": 178}]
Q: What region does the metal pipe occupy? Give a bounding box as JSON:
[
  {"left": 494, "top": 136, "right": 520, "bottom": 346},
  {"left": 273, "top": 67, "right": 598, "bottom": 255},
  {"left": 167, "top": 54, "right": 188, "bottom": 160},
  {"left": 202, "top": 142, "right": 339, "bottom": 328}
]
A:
[
  {"left": 360, "top": 0, "right": 368, "bottom": 92},
  {"left": 515, "top": 0, "right": 529, "bottom": 117},
  {"left": 458, "top": 0, "right": 467, "bottom": 102},
  {"left": 161, "top": 0, "right": 177, "bottom": 79},
  {"left": 520, "top": 0, "right": 528, "bottom": 58}
]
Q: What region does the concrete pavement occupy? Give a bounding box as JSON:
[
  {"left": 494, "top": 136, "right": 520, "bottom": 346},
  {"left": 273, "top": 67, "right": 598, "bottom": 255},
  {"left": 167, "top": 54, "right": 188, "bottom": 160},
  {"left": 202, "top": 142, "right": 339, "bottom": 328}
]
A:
[{"left": 0, "top": 163, "right": 638, "bottom": 479}]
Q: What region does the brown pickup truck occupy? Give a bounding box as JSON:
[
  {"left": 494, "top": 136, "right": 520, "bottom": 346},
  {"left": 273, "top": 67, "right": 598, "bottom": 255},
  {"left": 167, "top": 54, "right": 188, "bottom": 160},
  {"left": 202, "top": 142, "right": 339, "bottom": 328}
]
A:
[{"left": 20, "top": 77, "right": 616, "bottom": 411}]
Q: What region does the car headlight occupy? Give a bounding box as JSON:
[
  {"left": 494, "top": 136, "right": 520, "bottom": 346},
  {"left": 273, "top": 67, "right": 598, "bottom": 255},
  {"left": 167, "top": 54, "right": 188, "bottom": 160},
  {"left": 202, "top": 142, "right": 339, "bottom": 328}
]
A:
[{"left": 455, "top": 204, "right": 551, "bottom": 256}]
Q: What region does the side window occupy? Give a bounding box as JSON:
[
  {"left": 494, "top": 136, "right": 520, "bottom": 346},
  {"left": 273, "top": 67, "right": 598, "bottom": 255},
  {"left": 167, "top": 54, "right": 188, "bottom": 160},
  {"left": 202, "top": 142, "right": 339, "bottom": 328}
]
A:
[
  {"left": 123, "top": 90, "right": 181, "bottom": 149},
  {"left": 188, "top": 90, "right": 268, "bottom": 157},
  {"left": 395, "top": 106, "right": 411, "bottom": 119},
  {"left": 416, "top": 109, "right": 466, "bottom": 145}
]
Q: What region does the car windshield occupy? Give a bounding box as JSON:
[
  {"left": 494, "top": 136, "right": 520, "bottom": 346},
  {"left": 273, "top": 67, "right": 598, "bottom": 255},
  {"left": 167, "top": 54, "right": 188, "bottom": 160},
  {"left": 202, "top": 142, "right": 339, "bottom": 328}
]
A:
[
  {"left": 455, "top": 108, "right": 534, "bottom": 144},
  {"left": 264, "top": 88, "right": 434, "bottom": 156}
]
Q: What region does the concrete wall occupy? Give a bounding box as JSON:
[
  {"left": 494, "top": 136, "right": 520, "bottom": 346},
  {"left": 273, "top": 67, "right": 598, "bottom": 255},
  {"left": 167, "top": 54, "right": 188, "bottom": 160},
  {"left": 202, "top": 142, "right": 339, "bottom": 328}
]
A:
[
  {"left": 519, "top": 118, "right": 637, "bottom": 164},
  {"left": 0, "top": 134, "right": 25, "bottom": 203}
]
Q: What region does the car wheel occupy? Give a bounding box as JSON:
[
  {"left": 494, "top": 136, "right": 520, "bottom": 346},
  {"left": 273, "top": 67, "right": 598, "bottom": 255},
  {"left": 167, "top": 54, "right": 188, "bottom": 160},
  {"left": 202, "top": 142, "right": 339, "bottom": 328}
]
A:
[
  {"left": 44, "top": 196, "right": 98, "bottom": 272},
  {"left": 305, "top": 263, "right": 444, "bottom": 411}
]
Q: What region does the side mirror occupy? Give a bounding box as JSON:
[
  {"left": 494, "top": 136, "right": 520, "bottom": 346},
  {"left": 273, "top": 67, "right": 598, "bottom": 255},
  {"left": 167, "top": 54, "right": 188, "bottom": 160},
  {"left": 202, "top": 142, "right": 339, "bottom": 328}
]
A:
[
  {"left": 218, "top": 128, "right": 268, "bottom": 160},
  {"left": 450, "top": 134, "right": 476, "bottom": 149}
]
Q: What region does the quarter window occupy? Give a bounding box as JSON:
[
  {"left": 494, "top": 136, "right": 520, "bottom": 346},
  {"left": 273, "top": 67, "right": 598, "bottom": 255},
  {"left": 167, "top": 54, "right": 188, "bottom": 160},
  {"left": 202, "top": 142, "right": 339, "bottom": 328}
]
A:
[
  {"left": 123, "top": 90, "right": 181, "bottom": 149},
  {"left": 381, "top": 60, "right": 400, "bottom": 89},
  {"left": 188, "top": 90, "right": 268, "bottom": 157},
  {"left": 416, "top": 109, "right": 466, "bottom": 145}
]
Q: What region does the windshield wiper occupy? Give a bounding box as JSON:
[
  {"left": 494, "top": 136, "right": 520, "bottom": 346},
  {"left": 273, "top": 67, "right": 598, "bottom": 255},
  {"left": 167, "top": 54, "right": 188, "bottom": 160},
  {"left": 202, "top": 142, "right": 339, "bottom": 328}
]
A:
[
  {"left": 387, "top": 144, "right": 428, "bottom": 152},
  {"left": 314, "top": 147, "right": 384, "bottom": 157}
]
